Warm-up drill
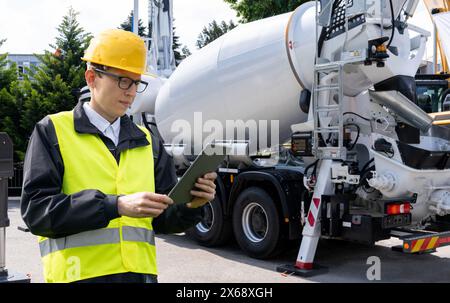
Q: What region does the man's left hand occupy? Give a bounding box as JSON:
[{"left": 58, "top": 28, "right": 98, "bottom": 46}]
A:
[{"left": 187, "top": 172, "right": 217, "bottom": 208}]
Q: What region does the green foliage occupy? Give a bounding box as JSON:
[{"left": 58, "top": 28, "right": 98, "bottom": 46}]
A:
[
  {"left": 0, "top": 8, "right": 91, "bottom": 161},
  {"left": 173, "top": 26, "right": 187, "bottom": 65},
  {"left": 119, "top": 11, "right": 147, "bottom": 36},
  {"left": 224, "top": 0, "right": 308, "bottom": 23},
  {"left": 25, "top": 6, "right": 91, "bottom": 134},
  {"left": 0, "top": 88, "right": 23, "bottom": 158},
  {"left": 0, "top": 38, "right": 22, "bottom": 159},
  {"left": 181, "top": 46, "right": 192, "bottom": 57},
  {"left": 37, "top": 7, "right": 91, "bottom": 91},
  {"left": 0, "top": 53, "right": 17, "bottom": 90},
  {"left": 196, "top": 20, "right": 236, "bottom": 49}
]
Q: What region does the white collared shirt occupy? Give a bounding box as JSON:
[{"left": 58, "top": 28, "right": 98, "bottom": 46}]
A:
[{"left": 83, "top": 102, "right": 121, "bottom": 146}]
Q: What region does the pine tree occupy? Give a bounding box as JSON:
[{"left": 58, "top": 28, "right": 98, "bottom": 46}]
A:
[
  {"left": 0, "top": 56, "right": 17, "bottom": 90},
  {"left": 224, "top": 0, "right": 307, "bottom": 23},
  {"left": 172, "top": 26, "right": 185, "bottom": 65},
  {"left": 181, "top": 46, "right": 192, "bottom": 57},
  {"left": 196, "top": 20, "right": 236, "bottom": 49},
  {"left": 0, "top": 38, "right": 24, "bottom": 160},
  {"left": 33, "top": 7, "right": 91, "bottom": 96},
  {"left": 7, "top": 7, "right": 92, "bottom": 160},
  {"left": 120, "top": 11, "right": 147, "bottom": 36}
]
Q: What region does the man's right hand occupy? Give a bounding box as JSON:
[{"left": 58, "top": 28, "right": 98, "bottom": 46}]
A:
[{"left": 117, "top": 192, "right": 174, "bottom": 218}]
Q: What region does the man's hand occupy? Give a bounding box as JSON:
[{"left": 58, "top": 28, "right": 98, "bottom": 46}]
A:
[
  {"left": 117, "top": 192, "right": 174, "bottom": 218},
  {"left": 187, "top": 172, "right": 218, "bottom": 208}
]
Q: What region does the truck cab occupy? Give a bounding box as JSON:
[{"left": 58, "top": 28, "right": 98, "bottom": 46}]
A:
[{"left": 415, "top": 74, "right": 450, "bottom": 124}]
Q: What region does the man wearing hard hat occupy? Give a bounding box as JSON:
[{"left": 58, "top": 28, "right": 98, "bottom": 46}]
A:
[{"left": 20, "top": 29, "right": 217, "bottom": 283}]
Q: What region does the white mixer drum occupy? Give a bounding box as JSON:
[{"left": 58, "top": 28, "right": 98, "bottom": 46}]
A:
[
  {"left": 127, "top": 74, "right": 165, "bottom": 115},
  {"left": 155, "top": 2, "right": 317, "bottom": 154}
]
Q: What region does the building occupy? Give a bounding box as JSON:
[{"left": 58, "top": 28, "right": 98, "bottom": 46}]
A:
[{"left": 6, "top": 54, "right": 42, "bottom": 80}]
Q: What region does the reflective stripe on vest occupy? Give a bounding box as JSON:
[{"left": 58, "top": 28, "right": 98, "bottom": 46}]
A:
[
  {"left": 40, "top": 110, "right": 157, "bottom": 283},
  {"left": 39, "top": 227, "right": 156, "bottom": 257}
]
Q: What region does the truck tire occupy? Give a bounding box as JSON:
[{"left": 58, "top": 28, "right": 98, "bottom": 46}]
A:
[
  {"left": 186, "top": 196, "right": 232, "bottom": 247},
  {"left": 232, "top": 187, "right": 282, "bottom": 259}
]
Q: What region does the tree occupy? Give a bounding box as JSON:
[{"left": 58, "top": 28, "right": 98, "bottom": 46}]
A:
[
  {"left": 0, "top": 38, "right": 24, "bottom": 160},
  {"left": 224, "top": 0, "right": 307, "bottom": 23},
  {"left": 120, "top": 11, "right": 147, "bottom": 36},
  {"left": 0, "top": 49, "right": 17, "bottom": 90},
  {"left": 172, "top": 26, "right": 186, "bottom": 65},
  {"left": 181, "top": 46, "right": 192, "bottom": 57},
  {"left": 196, "top": 20, "right": 236, "bottom": 49},
  {"left": 5, "top": 7, "right": 92, "bottom": 161},
  {"left": 0, "top": 88, "right": 24, "bottom": 159},
  {"left": 33, "top": 7, "right": 91, "bottom": 93}
]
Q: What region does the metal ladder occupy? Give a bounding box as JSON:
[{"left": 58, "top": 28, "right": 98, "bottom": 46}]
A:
[{"left": 312, "top": 61, "right": 346, "bottom": 160}]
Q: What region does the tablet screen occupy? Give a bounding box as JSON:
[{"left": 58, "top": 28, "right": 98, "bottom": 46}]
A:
[{"left": 168, "top": 143, "right": 232, "bottom": 204}]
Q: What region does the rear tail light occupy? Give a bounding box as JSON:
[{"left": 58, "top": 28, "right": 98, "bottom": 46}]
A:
[{"left": 387, "top": 203, "right": 411, "bottom": 215}]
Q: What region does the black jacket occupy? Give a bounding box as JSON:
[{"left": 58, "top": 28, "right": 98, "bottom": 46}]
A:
[{"left": 20, "top": 102, "right": 202, "bottom": 239}]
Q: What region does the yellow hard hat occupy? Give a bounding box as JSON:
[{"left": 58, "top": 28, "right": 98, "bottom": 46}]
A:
[{"left": 82, "top": 29, "right": 147, "bottom": 75}]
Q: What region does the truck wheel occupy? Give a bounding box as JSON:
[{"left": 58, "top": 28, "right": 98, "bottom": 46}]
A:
[
  {"left": 233, "top": 187, "right": 282, "bottom": 259},
  {"left": 186, "top": 196, "right": 232, "bottom": 247}
]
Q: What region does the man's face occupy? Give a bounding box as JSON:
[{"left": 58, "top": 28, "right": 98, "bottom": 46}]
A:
[{"left": 86, "top": 66, "right": 141, "bottom": 122}]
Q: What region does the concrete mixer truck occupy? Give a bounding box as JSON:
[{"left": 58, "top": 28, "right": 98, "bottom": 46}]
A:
[{"left": 79, "top": 0, "right": 450, "bottom": 275}]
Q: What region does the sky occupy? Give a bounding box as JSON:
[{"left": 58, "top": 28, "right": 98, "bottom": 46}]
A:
[
  {"left": 0, "top": 0, "right": 435, "bottom": 60},
  {"left": 0, "top": 0, "right": 239, "bottom": 54}
]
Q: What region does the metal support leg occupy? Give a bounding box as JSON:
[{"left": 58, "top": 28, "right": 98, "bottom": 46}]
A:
[
  {"left": 0, "top": 227, "right": 6, "bottom": 275},
  {"left": 277, "top": 160, "right": 333, "bottom": 277},
  {"left": 0, "top": 178, "right": 8, "bottom": 277}
]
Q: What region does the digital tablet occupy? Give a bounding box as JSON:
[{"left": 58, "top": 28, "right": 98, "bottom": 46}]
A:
[{"left": 168, "top": 142, "right": 232, "bottom": 204}]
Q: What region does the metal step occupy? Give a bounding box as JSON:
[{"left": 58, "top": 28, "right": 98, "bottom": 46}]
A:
[
  {"left": 316, "top": 106, "right": 340, "bottom": 112},
  {"left": 314, "top": 63, "right": 342, "bottom": 72},
  {"left": 314, "top": 85, "right": 340, "bottom": 92},
  {"left": 314, "top": 127, "right": 340, "bottom": 132},
  {"left": 312, "top": 60, "right": 345, "bottom": 160}
]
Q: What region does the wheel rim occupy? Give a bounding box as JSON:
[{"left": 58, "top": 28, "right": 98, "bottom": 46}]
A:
[
  {"left": 196, "top": 202, "right": 214, "bottom": 233},
  {"left": 242, "top": 202, "right": 269, "bottom": 243}
]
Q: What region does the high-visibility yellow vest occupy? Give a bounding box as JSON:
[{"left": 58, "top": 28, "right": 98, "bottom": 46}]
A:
[{"left": 39, "top": 110, "right": 157, "bottom": 283}]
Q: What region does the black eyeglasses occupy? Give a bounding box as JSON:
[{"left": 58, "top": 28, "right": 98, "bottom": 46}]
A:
[{"left": 93, "top": 67, "right": 148, "bottom": 93}]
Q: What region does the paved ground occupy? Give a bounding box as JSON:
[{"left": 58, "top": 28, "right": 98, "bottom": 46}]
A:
[{"left": 5, "top": 198, "right": 450, "bottom": 283}]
